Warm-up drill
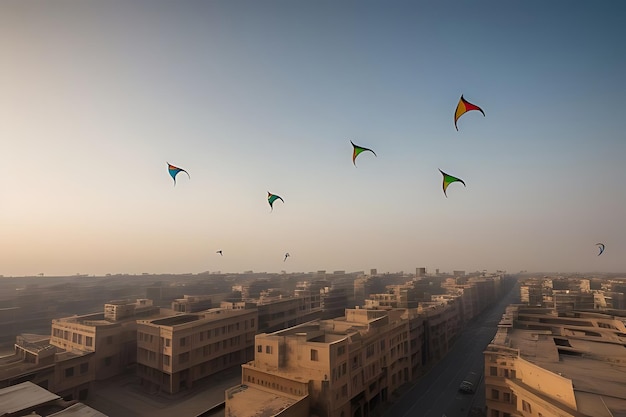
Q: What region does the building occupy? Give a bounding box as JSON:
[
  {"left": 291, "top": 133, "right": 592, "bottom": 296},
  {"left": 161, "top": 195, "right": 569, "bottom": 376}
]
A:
[
  {"left": 171, "top": 295, "right": 213, "bottom": 313},
  {"left": 50, "top": 299, "right": 163, "bottom": 382},
  {"left": 136, "top": 308, "right": 257, "bottom": 394},
  {"left": 226, "top": 308, "right": 413, "bottom": 417},
  {"left": 0, "top": 381, "right": 107, "bottom": 417},
  {"left": 484, "top": 305, "right": 626, "bottom": 417}
]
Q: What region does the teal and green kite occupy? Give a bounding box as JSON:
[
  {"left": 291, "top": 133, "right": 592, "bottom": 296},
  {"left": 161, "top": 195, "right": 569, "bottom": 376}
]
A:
[
  {"left": 439, "top": 169, "right": 466, "bottom": 197},
  {"left": 351, "top": 140, "right": 377, "bottom": 166},
  {"left": 267, "top": 192, "right": 284, "bottom": 211}
]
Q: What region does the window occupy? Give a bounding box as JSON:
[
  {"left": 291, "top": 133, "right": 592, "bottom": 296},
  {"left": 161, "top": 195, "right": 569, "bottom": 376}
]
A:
[
  {"left": 503, "top": 392, "right": 511, "bottom": 403},
  {"left": 164, "top": 355, "right": 170, "bottom": 366},
  {"left": 179, "top": 352, "right": 189, "bottom": 363},
  {"left": 165, "top": 338, "right": 171, "bottom": 347},
  {"left": 251, "top": 319, "right": 255, "bottom": 327},
  {"left": 522, "top": 400, "right": 532, "bottom": 413},
  {"left": 180, "top": 337, "right": 186, "bottom": 347},
  {"left": 266, "top": 345, "right": 272, "bottom": 354},
  {"left": 337, "top": 345, "right": 346, "bottom": 356},
  {"left": 86, "top": 336, "right": 93, "bottom": 347},
  {"left": 257, "top": 345, "right": 262, "bottom": 353},
  {"left": 490, "top": 366, "right": 498, "bottom": 376},
  {"left": 65, "top": 367, "right": 74, "bottom": 377},
  {"left": 492, "top": 389, "right": 500, "bottom": 400},
  {"left": 311, "top": 349, "right": 319, "bottom": 361},
  {"left": 366, "top": 343, "right": 375, "bottom": 358},
  {"left": 80, "top": 363, "right": 88, "bottom": 374}
]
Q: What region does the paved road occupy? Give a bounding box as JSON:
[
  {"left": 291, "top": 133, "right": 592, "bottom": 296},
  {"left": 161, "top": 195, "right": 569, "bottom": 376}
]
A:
[{"left": 383, "top": 278, "right": 519, "bottom": 417}]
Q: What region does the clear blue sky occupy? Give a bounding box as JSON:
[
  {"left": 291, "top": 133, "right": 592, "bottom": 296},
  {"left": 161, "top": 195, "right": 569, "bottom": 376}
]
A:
[{"left": 1, "top": 1, "right": 624, "bottom": 276}]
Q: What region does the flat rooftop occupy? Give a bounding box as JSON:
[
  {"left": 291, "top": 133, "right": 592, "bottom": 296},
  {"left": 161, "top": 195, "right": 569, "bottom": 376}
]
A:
[
  {"left": 48, "top": 402, "right": 108, "bottom": 417},
  {"left": 226, "top": 384, "right": 304, "bottom": 417},
  {"left": 507, "top": 327, "right": 626, "bottom": 416},
  {"left": 0, "top": 381, "right": 60, "bottom": 415}
]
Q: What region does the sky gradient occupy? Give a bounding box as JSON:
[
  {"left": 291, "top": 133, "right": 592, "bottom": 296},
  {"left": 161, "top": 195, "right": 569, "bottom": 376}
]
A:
[{"left": 1, "top": 1, "right": 625, "bottom": 276}]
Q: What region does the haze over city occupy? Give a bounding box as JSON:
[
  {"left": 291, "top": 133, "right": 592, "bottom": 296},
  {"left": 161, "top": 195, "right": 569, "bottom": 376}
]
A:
[{"left": 1, "top": 1, "right": 625, "bottom": 277}]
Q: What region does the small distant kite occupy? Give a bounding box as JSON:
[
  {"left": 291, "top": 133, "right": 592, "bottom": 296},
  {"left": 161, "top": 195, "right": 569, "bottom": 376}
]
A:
[
  {"left": 167, "top": 162, "right": 190, "bottom": 185},
  {"left": 216, "top": 250, "right": 223, "bottom": 256},
  {"left": 439, "top": 169, "right": 466, "bottom": 197},
  {"left": 454, "top": 95, "right": 485, "bottom": 131},
  {"left": 267, "top": 192, "right": 284, "bottom": 211},
  {"left": 596, "top": 243, "right": 605, "bottom": 256},
  {"left": 351, "top": 140, "right": 377, "bottom": 166},
  {"left": 284, "top": 253, "right": 290, "bottom": 262}
]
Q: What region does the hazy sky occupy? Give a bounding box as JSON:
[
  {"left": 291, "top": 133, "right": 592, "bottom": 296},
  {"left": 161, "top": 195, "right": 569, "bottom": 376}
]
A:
[{"left": 1, "top": 1, "right": 625, "bottom": 276}]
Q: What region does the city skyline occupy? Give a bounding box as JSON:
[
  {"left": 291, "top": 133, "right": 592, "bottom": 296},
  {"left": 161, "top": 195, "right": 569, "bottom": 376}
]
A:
[{"left": 2, "top": 1, "right": 625, "bottom": 276}]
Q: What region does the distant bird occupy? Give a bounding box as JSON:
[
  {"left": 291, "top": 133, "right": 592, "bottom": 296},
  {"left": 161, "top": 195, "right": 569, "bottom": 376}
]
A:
[
  {"left": 596, "top": 243, "right": 605, "bottom": 256},
  {"left": 216, "top": 250, "right": 223, "bottom": 256},
  {"left": 284, "top": 253, "right": 290, "bottom": 262}
]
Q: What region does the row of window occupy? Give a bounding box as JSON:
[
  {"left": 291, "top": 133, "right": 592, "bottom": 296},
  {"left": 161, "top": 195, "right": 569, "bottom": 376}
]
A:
[
  {"left": 149, "top": 336, "right": 245, "bottom": 367},
  {"left": 64, "top": 362, "right": 89, "bottom": 377},
  {"left": 245, "top": 375, "right": 305, "bottom": 396},
  {"left": 52, "top": 328, "right": 95, "bottom": 347}
]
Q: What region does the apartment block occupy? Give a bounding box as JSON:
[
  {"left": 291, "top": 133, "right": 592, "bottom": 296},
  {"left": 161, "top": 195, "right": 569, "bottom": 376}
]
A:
[
  {"left": 221, "top": 292, "right": 322, "bottom": 333},
  {"left": 484, "top": 305, "right": 626, "bottom": 417},
  {"left": 171, "top": 295, "right": 213, "bottom": 313},
  {"left": 136, "top": 308, "right": 257, "bottom": 394},
  {"left": 226, "top": 308, "right": 412, "bottom": 417},
  {"left": 50, "top": 299, "right": 162, "bottom": 381}
]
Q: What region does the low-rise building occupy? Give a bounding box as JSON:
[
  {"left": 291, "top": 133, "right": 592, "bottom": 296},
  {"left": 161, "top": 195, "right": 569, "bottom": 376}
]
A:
[
  {"left": 484, "top": 305, "right": 626, "bottom": 417},
  {"left": 136, "top": 308, "right": 257, "bottom": 394},
  {"left": 50, "top": 299, "right": 163, "bottom": 381},
  {"left": 227, "top": 308, "right": 412, "bottom": 417}
]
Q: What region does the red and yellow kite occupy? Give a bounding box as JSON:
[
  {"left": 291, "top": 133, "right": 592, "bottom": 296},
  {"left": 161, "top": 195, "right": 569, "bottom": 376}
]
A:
[{"left": 454, "top": 95, "right": 485, "bottom": 131}]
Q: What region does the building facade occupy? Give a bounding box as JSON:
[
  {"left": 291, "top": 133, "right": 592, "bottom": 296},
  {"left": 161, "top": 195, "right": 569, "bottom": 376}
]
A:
[{"left": 136, "top": 308, "right": 257, "bottom": 394}]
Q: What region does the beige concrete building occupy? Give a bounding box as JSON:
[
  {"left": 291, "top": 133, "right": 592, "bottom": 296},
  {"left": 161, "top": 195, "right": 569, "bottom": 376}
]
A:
[
  {"left": 484, "top": 305, "right": 626, "bottom": 417},
  {"left": 171, "top": 294, "right": 213, "bottom": 313},
  {"left": 226, "top": 308, "right": 412, "bottom": 417},
  {"left": 136, "top": 308, "right": 257, "bottom": 394},
  {"left": 50, "top": 299, "right": 162, "bottom": 382},
  {"left": 221, "top": 291, "right": 322, "bottom": 333},
  {"left": 0, "top": 334, "right": 94, "bottom": 402}
]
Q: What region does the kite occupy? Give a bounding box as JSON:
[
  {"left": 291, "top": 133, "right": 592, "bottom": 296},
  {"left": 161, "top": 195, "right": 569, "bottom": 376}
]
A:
[
  {"left": 454, "top": 95, "right": 485, "bottom": 131},
  {"left": 351, "top": 140, "right": 377, "bottom": 166},
  {"left": 439, "top": 169, "right": 466, "bottom": 197},
  {"left": 596, "top": 243, "right": 605, "bottom": 256},
  {"left": 216, "top": 250, "right": 223, "bottom": 256},
  {"left": 167, "top": 162, "right": 190, "bottom": 185},
  {"left": 284, "top": 253, "right": 290, "bottom": 262},
  {"left": 267, "top": 192, "right": 284, "bottom": 211}
]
